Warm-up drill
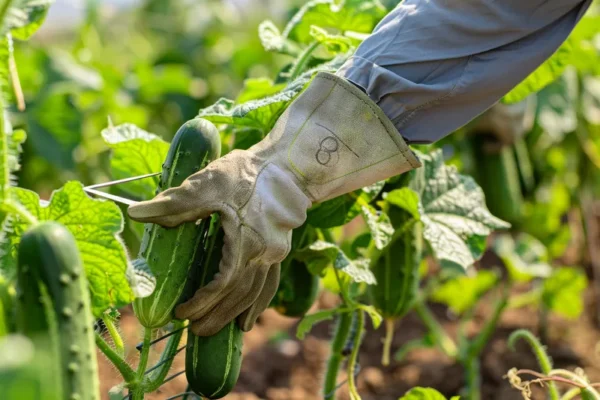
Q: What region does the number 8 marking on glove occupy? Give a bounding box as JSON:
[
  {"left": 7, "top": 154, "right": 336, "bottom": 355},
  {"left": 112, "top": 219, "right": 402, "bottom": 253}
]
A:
[{"left": 316, "top": 136, "right": 339, "bottom": 165}]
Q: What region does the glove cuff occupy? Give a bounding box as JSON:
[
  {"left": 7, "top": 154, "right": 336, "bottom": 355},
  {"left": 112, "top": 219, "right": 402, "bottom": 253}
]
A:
[{"left": 275, "top": 71, "right": 421, "bottom": 202}]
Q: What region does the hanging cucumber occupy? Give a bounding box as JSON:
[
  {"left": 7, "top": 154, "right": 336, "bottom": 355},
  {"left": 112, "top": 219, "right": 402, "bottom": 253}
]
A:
[
  {"left": 16, "top": 221, "right": 99, "bottom": 400},
  {"left": 133, "top": 119, "right": 221, "bottom": 329},
  {"left": 369, "top": 204, "right": 423, "bottom": 366},
  {"left": 271, "top": 259, "right": 319, "bottom": 317},
  {"left": 185, "top": 222, "right": 243, "bottom": 399},
  {"left": 471, "top": 134, "right": 523, "bottom": 225},
  {"left": 512, "top": 136, "right": 536, "bottom": 196},
  {"left": 270, "top": 223, "right": 319, "bottom": 317},
  {"left": 0, "top": 276, "right": 13, "bottom": 337}
]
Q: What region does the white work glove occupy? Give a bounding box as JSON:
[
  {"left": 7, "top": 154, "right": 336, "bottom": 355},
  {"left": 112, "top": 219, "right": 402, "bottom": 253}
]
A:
[{"left": 128, "top": 72, "right": 421, "bottom": 336}]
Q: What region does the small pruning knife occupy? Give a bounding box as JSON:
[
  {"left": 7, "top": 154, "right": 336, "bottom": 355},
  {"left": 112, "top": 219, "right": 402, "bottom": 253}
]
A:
[{"left": 82, "top": 172, "right": 161, "bottom": 206}]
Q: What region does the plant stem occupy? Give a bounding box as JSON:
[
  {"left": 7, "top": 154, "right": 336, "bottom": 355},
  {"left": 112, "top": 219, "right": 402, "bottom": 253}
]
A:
[
  {"left": 509, "top": 330, "right": 560, "bottom": 400},
  {"left": 413, "top": 298, "right": 458, "bottom": 358},
  {"left": 463, "top": 358, "right": 481, "bottom": 400},
  {"left": 289, "top": 41, "right": 320, "bottom": 81},
  {"left": 143, "top": 321, "right": 185, "bottom": 392},
  {"left": 465, "top": 293, "right": 508, "bottom": 361},
  {"left": 324, "top": 311, "right": 353, "bottom": 398},
  {"left": 137, "top": 327, "right": 153, "bottom": 376},
  {"left": 1, "top": 199, "right": 37, "bottom": 225},
  {"left": 460, "top": 290, "right": 509, "bottom": 400},
  {"left": 7, "top": 35, "right": 24, "bottom": 111},
  {"left": 95, "top": 332, "right": 136, "bottom": 384},
  {"left": 102, "top": 312, "right": 125, "bottom": 357},
  {"left": 347, "top": 310, "right": 364, "bottom": 400},
  {"left": 539, "top": 304, "right": 549, "bottom": 344},
  {"left": 382, "top": 318, "right": 395, "bottom": 366}
]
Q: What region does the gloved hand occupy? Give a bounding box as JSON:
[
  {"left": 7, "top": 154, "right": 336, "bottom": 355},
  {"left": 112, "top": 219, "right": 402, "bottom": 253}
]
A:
[{"left": 127, "top": 72, "right": 420, "bottom": 336}]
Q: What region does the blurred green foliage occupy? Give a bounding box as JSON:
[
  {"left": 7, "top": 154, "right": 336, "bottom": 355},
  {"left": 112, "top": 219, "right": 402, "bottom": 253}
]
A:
[{"left": 12, "top": 0, "right": 301, "bottom": 196}]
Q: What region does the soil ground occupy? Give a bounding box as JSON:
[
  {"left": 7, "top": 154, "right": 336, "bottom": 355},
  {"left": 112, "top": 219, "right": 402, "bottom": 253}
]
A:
[{"left": 97, "top": 285, "right": 600, "bottom": 400}]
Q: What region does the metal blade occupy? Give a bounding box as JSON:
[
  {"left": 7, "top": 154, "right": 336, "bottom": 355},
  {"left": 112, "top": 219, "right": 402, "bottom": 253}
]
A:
[
  {"left": 82, "top": 172, "right": 160, "bottom": 206},
  {"left": 84, "top": 172, "right": 160, "bottom": 189},
  {"left": 83, "top": 188, "right": 139, "bottom": 206}
]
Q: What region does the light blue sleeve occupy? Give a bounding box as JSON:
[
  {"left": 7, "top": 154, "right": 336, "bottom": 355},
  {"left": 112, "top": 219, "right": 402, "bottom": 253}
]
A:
[{"left": 336, "top": 0, "right": 592, "bottom": 144}]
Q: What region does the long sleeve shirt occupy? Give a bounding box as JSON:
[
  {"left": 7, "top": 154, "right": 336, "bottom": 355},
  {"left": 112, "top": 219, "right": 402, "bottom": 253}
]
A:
[{"left": 336, "top": 0, "right": 592, "bottom": 144}]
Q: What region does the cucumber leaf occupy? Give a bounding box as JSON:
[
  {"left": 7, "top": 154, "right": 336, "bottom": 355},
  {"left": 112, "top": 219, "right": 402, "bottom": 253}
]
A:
[
  {"left": 235, "top": 78, "right": 286, "bottom": 103},
  {"left": 102, "top": 123, "right": 169, "bottom": 200},
  {"left": 296, "top": 308, "right": 338, "bottom": 339},
  {"left": 542, "top": 267, "right": 587, "bottom": 319},
  {"left": 431, "top": 270, "right": 499, "bottom": 315},
  {"left": 399, "top": 387, "right": 460, "bottom": 400},
  {"left": 1, "top": 182, "right": 135, "bottom": 316},
  {"left": 493, "top": 233, "right": 552, "bottom": 283},
  {"left": 283, "top": 0, "right": 386, "bottom": 44},
  {"left": 361, "top": 205, "right": 393, "bottom": 250},
  {"left": 1, "top": 0, "right": 55, "bottom": 40},
  {"left": 410, "top": 150, "right": 510, "bottom": 271},
  {"left": 197, "top": 55, "right": 347, "bottom": 132},
  {"left": 307, "top": 180, "right": 384, "bottom": 228},
  {"left": 502, "top": 14, "right": 600, "bottom": 104},
  {"left": 357, "top": 303, "right": 382, "bottom": 329},
  {"left": 296, "top": 240, "right": 376, "bottom": 284},
  {"left": 385, "top": 187, "right": 421, "bottom": 221},
  {"left": 26, "top": 88, "right": 83, "bottom": 170},
  {"left": 502, "top": 37, "right": 573, "bottom": 105}
]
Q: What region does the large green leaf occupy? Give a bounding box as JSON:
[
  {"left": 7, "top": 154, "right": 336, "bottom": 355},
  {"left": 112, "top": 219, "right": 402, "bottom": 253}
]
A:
[
  {"left": 431, "top": 270, "right": 499, "bottom": 314},
  {"left": 385, "top": 187, "right": 421, "bottom": 221},
  {"left": 410, "top": 150, "right": 510, "bottom": 271},
  {"left": 1, "top": 0, "right": 55, "bottom": 40},
  {"left": 399, "top": 387, "right": 460, "bottom": 400},
  {"left": 502, "top": 14, "right": 600, "bottom": 104},
  {"left": 307, "top": 181, "right": 384, "bottom": 229},
  {"left": 502, "top": 37, "right": 573, "bottom": 104},
  {"left": 235, "top": 78, "right": 286, "bottom": 103},
  {"left": 197, "top": 56, "right": 347, "bottom": 132},
  {"left": 296, "top": 240, "right": 375, "bottom": 284},
  {"left": 282, "top": 0, "right": 386, "bottom": 44},
  {"left": 102, "top": 123, "right": 169, "bottom": 200},
  {"left": 26, "top": 88, "right": 82, "bottom": 169},
  {"left": 1, "top": 182, "right": 135, "bottom": 316},
  {"left": 542, "top": 267, "right": 587, "bottom": 319}
]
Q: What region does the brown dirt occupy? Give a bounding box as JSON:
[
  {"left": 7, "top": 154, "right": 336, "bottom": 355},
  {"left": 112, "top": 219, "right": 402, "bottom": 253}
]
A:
[{"left": 97, "top": 284, "right": 600, "bottom": 400}]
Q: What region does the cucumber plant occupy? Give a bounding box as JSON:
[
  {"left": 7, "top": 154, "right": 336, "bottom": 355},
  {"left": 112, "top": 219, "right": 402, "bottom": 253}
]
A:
[{"left": 0, "top": 0, "right": 598, "bottom": 399}]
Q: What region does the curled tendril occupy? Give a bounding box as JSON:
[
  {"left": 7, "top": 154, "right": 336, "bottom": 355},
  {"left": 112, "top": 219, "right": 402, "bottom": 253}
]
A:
[{"left": 505, "top": 368, "right": 600, "bottom": 400}]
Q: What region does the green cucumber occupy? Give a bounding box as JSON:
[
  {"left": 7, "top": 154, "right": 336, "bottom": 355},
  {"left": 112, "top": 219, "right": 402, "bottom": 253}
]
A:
[
  {"left": 16, "top": 221, "right": 99, "bottom": 400},
  {"left": 270, "top": 223, "right": 319, "bottom": 317},
  {"left": 471, "top": 135, "right": 523, "bottom": 224},
  {"left": 271, "top": 259, "right": 319, "bottom": 317},
  {"left": 133, "top": 119, "right": 221, "bottom": 328},
  {"left": 185, "top": 223, "right": 243, "bottom": 399},
  {"left": 0, "top": 276, "right": 14, "bottom": 335},
  {"left": 369, "top": 204, "right": 423, "bottom": 365}
]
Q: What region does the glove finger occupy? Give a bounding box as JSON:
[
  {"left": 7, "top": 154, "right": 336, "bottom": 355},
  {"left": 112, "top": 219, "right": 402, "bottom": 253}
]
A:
[
  {"left": 188, "top": 261, "right": 270, "bottom": 336},
  {"left": 238, "top": 263, "right": 280, "bottom": 332},
  {"left": 175, "top": 219, "right": 264, "bottom": 321},
  {"left": 127, "top": 176, "right": 215, "bottom": 227}
]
